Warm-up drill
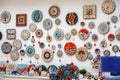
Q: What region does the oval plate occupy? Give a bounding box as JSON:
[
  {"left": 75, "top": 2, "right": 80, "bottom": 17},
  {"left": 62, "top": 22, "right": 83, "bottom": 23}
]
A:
[
  {"left": 32, "top": 10, "right": 43, "bottom": 22},
  {"left": 43, "top": 19, "right": 53, "bottom": 30},
  {"left": 29, "top": 23, "right": 37, "bottom": 32}
]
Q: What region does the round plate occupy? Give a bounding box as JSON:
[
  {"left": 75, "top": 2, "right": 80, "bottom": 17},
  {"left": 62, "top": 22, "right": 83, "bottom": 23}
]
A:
[
  {"left": 112, "top": 45, "right": 119, "bottom": 52},
  {"left": 25, "top": 46, "right": 35, "bottom": 57},
  {"left": 48, "top": 65, "right": 57, "bottom": 73},
  {"left": 111, "top": 16, "right": 118, "bottom": 23},
  {"left": 32, "top": 10, "right": 43, "bottom": 22},
  {"left": 54, "top": 28, "right": 64, "bottom": 41},
  {"left": 92, "top": 34, "right": 98, "bottom": 41},
  {"left": 108, "top": 34, "right": 115, "bottom": 41},
  {"left": 21, "top": 30, "right": 30, "bottom": 40},
  {"left": 65, "top": 33, "right": 71, "bottom": 40},
  {"left": 95, "top": 48, "right": 100, "bottom": 54},
  {"left": 42, "top": 49, "right": 53, "bottom": 62},
  {"left": 88, "top": 53, "right": 93, "bottom": 60},
  {"left": 66, "top": 12, "right": 78, "bottom": 25},
  {"left": 0, "top": 32, "right": 2, "bottom": 40},
  {"left": 76, "top": 47, "right": 88, "bottom": 61},
  {"left": 49, "top": 5, "right": 60, "bottom": 18},
  {"left": 88, "top": 21, "right": 95, "bottom": 29},
  {"left": 29, "top": 23, "right": 37, "bottom": 32},
  {"left": 55, "top": 19, "right": 61, "bottom": 25},
  {"left": 64, "top": 42, "right": 77, "bottom": 56},
  {"left": 20, "top": 50, "right": 25, "bottom": 56},
  {"left": 13, "top": 39, "right": 22, "bottom": 50},
  {"left": 115, "top": 28, "right": 120, "bottom": 41},
  {"left": 71, "top": 29, "right": 77, "bottom": 36},
  {"left": 78, "top": 28, "right": 89, "bottom": 40},
  {"left": 10, "top": 50, "right": 19, "bottom": 61},
  {"left": 103, "top": 50, "right": 110, "bottom": 56},
  {"left": 100, "top": 40, "right": 107, "bottom": 48},
  {"left": 98, "top": 22, "right": 109, "bottom": 34},
  {"left": 39, "top": 42, "right": 45, "bottom": 49},
  {"left": 51, "top": 45, "right": 56, "bottom": 50},
  {"left": 86, "top": 42, "right": 92, "bottom": 49},
  {"left": 1, "top": 42, "right": 12, "bottom": 54},
  {"left": 1, "top": 11, "right": 11, "bottom": 24},
  {"left": 35, "top": 29, "right": 43, "bottom": 38},
  {"left": 46, "top": 35, "right": 52, "bottom": 42},
  {"left": 57, "top": 43, "right": 62, "bottom": 49},
  {"left": 57, "top": 50, "right": 63, "bottom": 57},
  {"left": 43, "top": 19, "right": 53, "bottom": 30},
  {"left": 34, "top": 54, "right": 39, "bottom": 60}
]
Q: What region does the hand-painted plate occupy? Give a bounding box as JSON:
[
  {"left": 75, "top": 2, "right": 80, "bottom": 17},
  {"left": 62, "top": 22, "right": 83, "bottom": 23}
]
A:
[
  {"left": 91, "top": 34, "right": 98, "bottom": 41},
  {"left": 48, "top": 65, "right": 57, "bottom": 73},
  {"left": 25, "top": 46, "right": 35, "bottom": 57},
  {"left": 66, "top": 12, "right": 78, "bottom": 25},
  {"left": 55, "top": 19, "right": 61, "bottom": 25},
  {"left": 51, "top": 45, "right": 56, "bottom": 50},
  {"left": 112, "top": 45, "right": 119, "bottom": 52},
  {"left": 57, "top": 50, "right": 63, "bottom": 57},
  {"left": 86, "top": 42, "right": 92, "bottom": 49},
  {"left": 32, "top": 10, "right": 43, "bottom": 22},
  {"left": 57, "top": 43, "right": 62, "bottom": 49},
  {"left": 111, "top": 16, "right": 118, "bottom": 23},
  {"left": 71, "top": 28, "right": 77, "bottom": 36},
  {"left": 88, "top": 21, "right": 95, "bottom": 29},
  {"left": 10, "top": 50, "right": 19, "bottom": 61},
  {"left": 43, "top": 19, "right": 53, "bottom": 30},
  {"left": 20, "top": 50, "right": 25, "bottom": 56},
  {"left": 78, "top": 28, "right": 89, "bottom": 40},
  {"left": 21, "top": 30, "right": 30, "bottom": 40},
  {"left": 37, "top": 65, "right": 47, "bottom": 75},
  {"left": 42, "top": 49, "right": 53, "bottom": 62},
  {"left": 100, "top": 40, "right": 107, "bottom": 48},
  {"left": 65, "top": 33, "right": 71, "bottom": 40},
  {"left": 46, "top": 35, "right": 52, "bottom": 42},
  {"left": 0, "top": 32, "right": 2, "bottom": 40},
  {"left": 54, "top": 28, "right": 64, "bottom": 41},
  {"left": 1, "top": 11, "right": 11, "bottom": 24},
  {"left": 115, "top": 28, "right": 120, "bottom": 41},
  {"left": 103, "top": 50, "right": 110, "bottom": 56},
  {"left": 108, "top": 34, "right": 115, "bottom": 41},
  {"left": 76, "top": 47, "right": 88, "bottom": 61},
  {"left": 88, "top": 53, "right": 93, "bottom": 60},
  {"left": 35, "top": 29, "right": 43, "bottom": 38},
  {"left": 6, "top": 64, "right": 16, "bottom": 75},
  {"left": 13, "top": 39, "right": 22, "bottom": 50},
  {"left": 34, "top": 54, "right": 39, "bottom": 60},
  {"left": 64, "top": 42, "right": 77, "bottom": 56},
  {"left": 49, "top": 5, "right": 60, "bottom": 18},
  {"left": 95, "top": 48, "right": 100, "bottom": 55},
  {"left": 1, "top": 42, "right": 12, "bottom": 54},
  {"left": 29, "top": 23, "right": 37, "bottom": 32},
  {"left": 39, "top": 42, "right": 45, "bottom": 49},
  {"left": 98, "top": 22, "right": 109, "bottom": 34}
]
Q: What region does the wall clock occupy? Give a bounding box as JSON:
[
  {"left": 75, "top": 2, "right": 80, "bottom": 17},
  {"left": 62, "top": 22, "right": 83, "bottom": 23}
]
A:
[
  {"left": 83, "top": 5, "right": 96, "bottom": 19},
  {"left": 32, "top": 10, "right": 43, "bottom": 22},
  {"left": 1, "top": 11, "right": 11, "bottom": 24},
  {"left": 10, "top": 50, "right": 19, "bottom": 61},
  {"left": 98, "top": 22, "right": 109, "bottom": 34},
  {"left": 102, "top": 0, "right": 116, "bottom": 14},
  {"left": 13, "top": 39, "right": 22, "bottom": 50}
]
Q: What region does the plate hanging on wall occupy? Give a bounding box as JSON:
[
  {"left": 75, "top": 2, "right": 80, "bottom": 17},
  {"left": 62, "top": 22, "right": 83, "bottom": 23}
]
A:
[
  {"left": 86, "top": 42, "right": 92, "bottom": 49},
  {"left": 115, "top": 28, "right": 120, "bottom": 41},
  {"left": 103, "top": 50, "right": 110, "bottom": 56},
  {"left": 25, "top": 46, "right": 35, "bottom": 57},
  {"left": 91, "top": 34, "right": 98, "bottom": 41},
  {"left": 20, "top": 50, "right": 25, "bottom": 56},
  {"left": 1, "top": 11, "right": 11, "bottom": 24},
  {"left": 34, "top": 54, "right": 39, "bottom": 60},
  {"left": 48, "top": 65, "right": 57, "bottom": 73},
  {"left": 49, "top": 5, "right": 60, "bottom": 18},
  {"left": 57, "top": 50, "right": 63, "bottom": 57},
  {"left": 65, "top": 33, "right": 71, "bottom": 40},
  {"left": 66, "top": 12, "right": 78, "bottom": 25},
  {"left": 0, "top": 32, "right": 2, "bottom": 40},
  {"left": 29, "top": 23, "right": 37, "bottom": 32},
  {"left": 55, "top": 19, "right": 61, "bottom": 25},
  {"left": 13, "top": 39, "right": 22, "bottom": 50},
  {"left": 32, "top": 10, "right": 43, "bottom": 22},
  {"left": 43, "top": 18, "right": 53, "bottom": 30},
  {"left": 98, "top": 22, "right": 109, "bottom": 34},
  {"left": 21, "top": 29, "right": 30, "bottom": 40},
  {"left": 10, "top": 50, "right": 19, "bottom": 61},
  {"left": 111, "top": 16, "right": 118, "bottom": 23},
  {"left": 108, "top": 34, "right": 115, "bottom": 41},
  {"left": 54, "top": 28, "right": 64, "bottom": 41},
  {"left": 88, "top": 21, "right": 95, "bottom": 29},
  {"left": 64, "top": 42, "right": 77, "bottom": 56},
  {"left": 35, "top": 29, "right": 43, "bottom": 38},
  {"left": 1, "top": 42, "right": 12, "bottom": 54},
  {"left": 78, "top": 28, "right": 89, "bottom": 40},
  {"left": 100, "top": 39, "right": 107, "bottom": 48},
  {"left": 112, "top": 45, "right": 119, "bottom": 52}
]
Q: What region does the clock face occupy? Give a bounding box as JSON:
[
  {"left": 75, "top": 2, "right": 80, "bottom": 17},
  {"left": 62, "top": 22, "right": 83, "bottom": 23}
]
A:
[{"left": 102, "top": 0, "right": 116, "bottom": 14}]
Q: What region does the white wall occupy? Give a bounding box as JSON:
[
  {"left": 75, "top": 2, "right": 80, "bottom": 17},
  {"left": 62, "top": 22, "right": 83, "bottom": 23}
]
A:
[{"left": 0, "top": 0, "right": 120, "bottom": 76}]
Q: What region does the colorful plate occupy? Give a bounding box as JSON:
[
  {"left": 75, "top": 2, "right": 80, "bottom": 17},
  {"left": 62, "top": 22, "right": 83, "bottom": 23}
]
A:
[
  {"left": 46, "top": 35, "right": 52, "bottom": 42},
  {"left": 100, "top": 40, "right": 107, "bottom": 48},
  {"left": 111, "top": 16, "right": 118, "bottom": 23},
  {"left": 48, "top": 65, "right": 57, "bottom": 73},
  {"left": 54, "top": 28, "right": 64, "bottom": 41},
  {"left": 86, "top": 42, "right": 92, "bottom": 49},
  {"left": 95, "top": 48, "right": 100, "bottom": 55},
  {"left": 29, "top": 23, "right": 37, "bottom": 32},
  {"left": 108, "top": 34, "right": 115, "bottom": 41},
  {"left": 10, "top": 50, "right": 19, "bottom": 61},
  {"left": 55, "top": 19, "right": 61, "bottom": 25},
  {"left": 13, "top": 39, "right": 22, "bottom": 50},
  {"left": 35, "top": 29, "right": 43, "bottom": 38},
  {"left": 98, "top": 22, "right": 109, "bottom": 34},
  {"left": 112, "top": 45, "right": 119, "bottom": 52},
  {"left": 103, "top": 50, "right": 110, "bottom": 56},
  {"left": 21, "top": 30, "right": 30, "bottom": 40},
  {"left": 43, "top": 19, "right": 53, "bottom": 30},
  {"left": 1, "top": 11, "right": 11, "bottom": 24},
  {"left": 115, "top": 28, "right": 120, "bottom": 41},
  {"left": 91, "top": 34, "right": 98, "bottom": 41},
  {"left": 32, "top": 10, "right": 43, "bottom": 22},
  {"left": 71, "top": 29, "right": 77, "bottom": 36},
  {"left": 25, "top": 46, "right": 35, "bottom": 57},
  {"left": 1, "top": 42, "right": 12, "bottom": 54},
  {"left": 88, "top": 21, "right": 95, "bottom": 29},
  {"left": 39, "top": 42, "right": 45, "bottom": 49},
  {"left": 78, "top": 28, "right": 89, "bottom": 40},
  {"left": 20, "top": 50, "right": 25, "bottom": 56}
]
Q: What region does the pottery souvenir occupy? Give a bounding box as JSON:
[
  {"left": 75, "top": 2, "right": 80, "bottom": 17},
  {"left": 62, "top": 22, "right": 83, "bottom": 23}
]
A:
[
  {"left": 35, "top": 29, "right": 43, "bottom": 38},
  {"left": 100, "top": 40, "right": 107, "bottom": 48},
  {"left": 54, "top": 28, "right": 64, "bottom": 41},
  {"left": 78, "top": 28, "right": 89, "bottom": 40},
  {"left": 55, "top": 19, "right": 61, "bottom": 25},
  {"left": 88, "top": 53, "right": 93, "bottom": 60},
  {"left": 32, "top": 10, "right": 43, "bottom": 22},
  {"left": 86, "top": 42, "right": 92, "bottom": 49},
  {"left": 103, "top": 50, "right": 110, "bottom": 56},
  {"left": 46, "top": 35, "right": 52, "bottom": 42},
  {"left": 29, "top": 23, "right": 37, "bottom": 32},
  {"left": 108, "top": 34, "right": 115, "bottom": 41},
  {"left": 57, "top": 50, "right": 63, "bottom": 57},
  {"left": 43, "top": 18, "right": 53, "bottom": 30},
  {"left": 88, "top": 21, "right": 95, "bottom": 29},
  {"left": 57, "top": 43, "right": 62, "bottom": 49},
  {"left": 13, "top": 39, "right": 22, "bottom": 50},
  {"left": 39, "top": 42, "right": 45, "bottom": 49},
  {"left": 51, "top": 45, "right": 56, "bottom": 50},
  {"left": 112, "top": 45, "right": 119, "bottom": 52},
  {"left": 95, "top": 48, "right": 101, "bottom": 55},
  {"left": 25, "top": 46, "right": 35, "bottom": 57},
  {"left": 21, "top": 29, "right": 30, "bottom": 40},
  {"left": 98, "top": 22, "right": 109, "bottom": 34},
  {"left": 10, "top": 50, "right": 19, "bottom": 61},
  {"left": 1, "top": 11, "right": 11, "bottom": 24},
  {"left": 1, "top": 42, "right": 12, "bottom": 54},
  {"left": 34, "top": 54, "right": 39, "bottom": 60},
  {"left": 92, "top": 34, "right": 98, "bottom": 41},
  {"left": 111, "top": 16, "right": 118, "bottom": 24}
]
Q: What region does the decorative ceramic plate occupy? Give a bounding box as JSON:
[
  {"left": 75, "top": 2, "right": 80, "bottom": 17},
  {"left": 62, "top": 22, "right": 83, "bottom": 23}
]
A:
[
  {"left": 42, "top": 49, "right": 53, "bottom": 62},
  {"left": 10, "top": 50, "right": 19, "bottom": 61},
  {"left": 37, "top": 65, "right": 47, "bottom": 75},
  {"left": 48, "top": 65, "right": 57, "bottom": 73},
  {"left": 112, "top": 45, "right": 119, "bottom": 52},
  {"left": 1, "top": 42, "right": 12, "bottom": 54},
  {"left": 100, "top": 40, "right": 107, "bottom": 48},
  {"left": 65, "top": 33, "right": 71, "bottom": 40},
  {"left": 95, "top": 48, "right": 100, "bottom": 54},
  {"left": 6, "top": 64, "right": 16, "bottom": 75},
  {"left": 71, "top": 28, "right": 77, "bottom": 36},
  {"left": 20, "top": 50, "right": 25, "bottom": 56},
  {"left": 78, "top": 28, "right": 89, "bottom": 40},
  {"left": 49, "top": 5, "right": 60, "bottom": 18},
  {"left": 88, "top": 53, "right": 93, "bottom": 60},
  {"left": 0, "top": 32, "right": 2, "bottom": 40},
  {"left": 29, "top": 23, "right": 37, "bottom": 32},
  {"left": 64, "top": 42, "right": 77, "bottom": 56},
  {"left": 51, "top": 45, "right": 56, "bottom": 50},
  {"left": 92, "top": 34, "right": 98, "bottom": 41},
  {"left": 86, "top": 42, "right": 92, "bottom": 49},
  {"left": 115, "top": 28, "right": 120, "bottom": 41},
  {"left": 35, "top": 29, "right": 43, "bottom": 38},
  {"left": 54, "top": 28, "right": 64, "bottom": 41},
  {"left": 25, "top": 46, "right": 35, "bottom": 57},
  {"left": 13, "top": 39, "right": 22, "bottom": 50},
  {"left": 32, "top": 10, "right": 43, "bottom": 22},
  {"left": 76, "top": 47, "right": 88, "bottom": 61},
  {"left": 111, "top": 16, "right": 118, "bottom": 23},
  {"left": 43, "top": 19, "right": 53, "bottom": 30},
  {"left": 57, "top": 50, "right": 63, "bottom": 57},
  {"left": 57, "top": 43, "right": 62, "bottom": 49},
  {"left": 98, "top": 22, "right": 109, "bottom": 34},
  {"left": 88, "top": 21, "right": 95, "bottom": 29},
  {"left": 34, "top": 54, "right": 39, "bottom": 60},
  {"left": 66, "top": 12, "right": 78, "bottom": 25},
  {"left": 103, "top": 50, "right": 110, "bottom": 56},
  {"left": 46, "top": 35, "right": 52, "bottom": 42},
  {"left": 55, "top": 19, "right": 61, "bottom": 25},
  {"left": 39, "top": 42, "right": 45, "bottom": 49},
  {"left": 1, "top": 11, "right": 11, "bottom": 24},
  {"left": 108, "top": 34, "right": 115, "bottom": 41},
  {"left": 21, "top": 30, "right": 30, "bottom": 40}
]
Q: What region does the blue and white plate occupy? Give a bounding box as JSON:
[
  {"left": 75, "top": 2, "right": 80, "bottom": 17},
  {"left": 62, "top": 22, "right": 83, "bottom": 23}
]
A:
[
  {"left": 32, "top": 10, "right": 43, "bottom": 22},
  {"left": 25, "top": 46, "right": 35, "bottom": 57}
]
